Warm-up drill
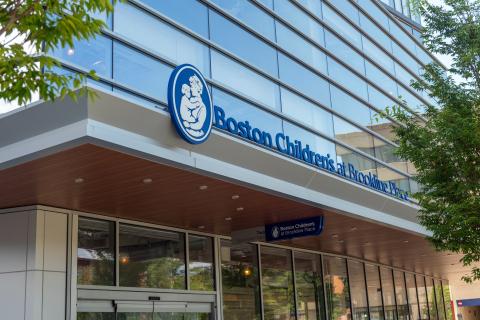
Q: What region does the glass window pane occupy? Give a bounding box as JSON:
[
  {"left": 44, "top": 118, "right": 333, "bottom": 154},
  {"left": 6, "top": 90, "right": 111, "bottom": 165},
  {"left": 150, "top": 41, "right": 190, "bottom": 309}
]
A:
[
  {"left": 348, "top": 260, "right": 369, "bottom": 320},
  {"left": 283, "top": 121, "right": 337, "bottom": 159},
  {"left": 434, "top": 279, "right": 446, "bottom": 320},
  {"left": 211, "top": 0, "right": 275, "bottom": 40},
  {"left": 376, "top": 165, "right": 410, "bottom": 196},
  {"left": 119, "top": 224, "right": 186, "bottom": 289},
  {"left": 114, "top": 2, "right": 210, "bottom": 76},
  {"left": 328, "top": 0, "right": 360, "bottom": 25},
  {"left": 394, "top": 271, "right": 408, "bottom": 320},
  {"left": 362, "top": 37, "right": 395, "bottom": 75},
  {"left": 357, "top": 0, "right": 389, "bottom": 29},
  {"left": 297, "top": 0, "right": 322, "bottom": 18},
  {"left": 78, "top": 312, "right": 115, "bottom": 320},
  {"left": 323, "top": 256, "right": 352, "bottom": 320},
  {"left": 77, "top": 218, "right": 115, "bottom": 286},
  {"left": 367, "top": 85, "right": 396, "bottom": 112},
  {"left": 426, "top": 278, "right": 438, "bottom": 320},
  {"left": 295, "top": 252, "right": 325, "bottom": 320},
  {"left": 328, "top": 58, "right": 368, "bottom": 101},
  {"left": 261, "top": 246, "right": 295, "bottom": 320},
  {"left": 279, "top": 53, "right": 330, "bottom": 105},
  {"left": 322, "top": 4, "right": 362, "bottom": 48},
  {"left": 211, "top": 50, "right": 281, "bottom": 111},
  {"left": 336, "top": 145, "right": 377, "bottom": 179},
  {"left": 406, "top": 273, "right": 420, "bottom": 320},
  {"left": 416, "top": 275, "right": 429, "bottom": 320},
  {"left": 330, "top": 86, "right": 372, "bottom": 127},
  {"left": 221, "top": 241, "right": 261, "bottom": 320},
  {"left": 209, "top": 10, "right": 278, "bottom": 76},
  {"left": 212, "top": 87, "right": 283, "bottom": 134},
  {"left": 442, "top": 281, "right": 452, "bottom": 320},
  {"left": 276, "top": 22, "right": 327, "bottom": 73},
  {"left": 275, "top": 0, "right": 325, "bottom": 46},
  {"left": 140, "top": 0, "right": 209, "bottom": 37},
  {"left": 334, "top": 116, "right": 375, "bottom": 156},
  {"left": 365, "top": 264, "right": 384, "bottom": 320},
  {"left": 113, "top": 42, "right": 172, "bottom": 102},
  {"left": 189, "top": 235, "right": 214, "bottom": 291},
  {"left": 365, "top": 62, "right": 398, "bottom": 97},
  {"left": 325, "top": 30, "right": 365, "bottom": 75},
  {"left": 281, "top": 88, "right": 334, "bottom": 137},
  {"left": 52, "top": 35, "right": 112, "bottom": 78},
  {"left": 359, "top": 14, "right": 392, "bottom": 53},
  {"left": 380, "top": 268, "right": 397, "bottom": 320}
]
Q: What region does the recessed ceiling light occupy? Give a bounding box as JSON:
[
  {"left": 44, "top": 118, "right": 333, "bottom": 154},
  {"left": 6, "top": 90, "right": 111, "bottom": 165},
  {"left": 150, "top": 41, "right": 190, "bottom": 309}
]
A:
[
  {"left": 142, "top": 178, "right": 153, "bottom": 184},
  {"left": 337, "top": 239, "right": 344, "bottom": 243},
  {"left": 403, "top": 240, "right": 409, "bottom": 243},
  {"left": 198, "top": 225, "right": 205, "bottom": 229},
  {"left": 236, "top": 207, "right": 244, "bottom": 212},
  {"left": 74, "top": 178, "right": 84, "bottom": 184},
  {"left": 363, "top": 242, "right": 371, "bottom": 246},
  {"left": 225, "top": 217, "right": 232, "bottom": 221},
  {"left": 331, "top": 234, "right": 339, "bottom": 239},
  {"left": 231, "top": 195, "right": 240, "bottom": 200},
  {"left": 199, "top": 185, "right": 208, "bottom": 190},
  {"left": 350, "top": 226, "right": 358, "bottom": 231}
]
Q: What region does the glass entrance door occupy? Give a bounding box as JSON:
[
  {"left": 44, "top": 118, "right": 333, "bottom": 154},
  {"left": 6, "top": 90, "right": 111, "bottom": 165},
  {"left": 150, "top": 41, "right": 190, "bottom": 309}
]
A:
[{"left": 78, "top": 300, "right": 213, "bottom": 320}]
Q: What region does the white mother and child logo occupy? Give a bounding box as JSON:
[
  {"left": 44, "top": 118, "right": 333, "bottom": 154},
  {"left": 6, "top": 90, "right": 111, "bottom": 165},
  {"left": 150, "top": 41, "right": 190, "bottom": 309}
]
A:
[{"left": 167, "top": 64, "right": 213, "bottom": 144}]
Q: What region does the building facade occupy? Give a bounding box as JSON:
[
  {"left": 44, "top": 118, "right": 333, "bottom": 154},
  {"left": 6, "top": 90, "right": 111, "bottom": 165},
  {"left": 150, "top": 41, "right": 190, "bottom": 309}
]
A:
[{"left": 0, "top": 0, "right": 473, "bottom": 319}]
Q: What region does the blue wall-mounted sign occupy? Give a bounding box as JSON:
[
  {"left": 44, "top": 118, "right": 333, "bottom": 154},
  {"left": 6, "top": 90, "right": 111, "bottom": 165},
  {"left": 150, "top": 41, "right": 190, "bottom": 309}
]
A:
[
  {"left": 167, "top": 64, "right": 213, "bottom": 144},
  {"left": 265, "top": 216, "right": 324, "bottom": 242},
  {"left": 457, "top": 299, "right": 480, "bottom": 307}
]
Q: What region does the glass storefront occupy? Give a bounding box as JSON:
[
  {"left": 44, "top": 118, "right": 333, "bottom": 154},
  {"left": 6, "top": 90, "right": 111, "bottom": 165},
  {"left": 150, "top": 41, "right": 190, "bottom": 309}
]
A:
[{"left": 76, "top": 216, "right": 450, "bottom": 320}]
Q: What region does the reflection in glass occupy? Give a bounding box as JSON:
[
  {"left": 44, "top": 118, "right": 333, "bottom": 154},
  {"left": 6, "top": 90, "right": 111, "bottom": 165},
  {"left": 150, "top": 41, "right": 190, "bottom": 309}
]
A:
[
  {"left": 211, "top": 0, "right": 275, "bottom": 40},
  {"left": 189, "top": 235, "right": 214, "bottom": 291},
  {"left": 376, "top": 165, "right": 410, "bottom": 193},
  {"left": 211, "top": 50, "right": 281, "bottom": 111},
  {"left": 325, "top": 30, "right": 365, "bottom": 75},
  {"left": 323, "top": 256, "right": 352, "bottom": 320},
  {"left": 114, "top": 2, "right": 210, "bottom": 76},
  {"left": 77, "top": 218, "right": 115, "bottom": 286},
  {"left": 365, "top": 264, "right": 384, "bottom": 320},
  {"left": 434, "top": 279, "right": 446, "bottom": 320},
  {"left": 281, "top": 88, "right": 334, "bottom": 137},
  {"left": 329, "top": 86, "right": 372, "bottom": 127},
  {"left": 295, "top": 252, "right": 325, "bottom": 320},
  {"left": 416, "top": 275, "right": 429, "bottom": 320},
  {"left": 154, "top": 313, "right": 210, "bottom": 320},
  {"left": 327, "top": 58, "right": 368, "bottom": 102},
  {"left": 209, "top": 10, "right": 278, "bottom": 76},
  {"left": 278, "top": 53, "right": 330, "bottom": 105},
  {"left": 139, "top": 0, "right": 209, "bottom": 37},
  {"left": 283, "top": 121, "right": 337, "bottom": 159},
  {"left": 405, "top": 273, "right": 420, "bottom": 320},
  {"left": 119, "top": 224, "right": 186, "bottom": 289},
  {"left": 212, "top": 88, "right": 283, "bottom": 135},
  {"left": 442, "top": 281, "right": 452, "bottom": 320},
  {"left": 348, "top": 260, "right": 368, "bottom": 320},
  {"left": 261, "top": 247, "right": 295, "bottom": 320},
  {"left": 336, "top": 145, "right": 377, "bottom": 178},
  {"left": 221, "top": 241, "right": 261, "bottom": 320},
  {"left": 380, "top": 268, "right": 398, "bottom": 320},
  {"left": 78, "top": 313, "right": 115, "bottom": 320},
  {"left": 394, "top": 271, "right": 408, "bottom": 320},
  {"left": 334, "top": 116, "right": 374, "bottom": 157},
  {"left": 113, "top": 42, "right": 172, "bottom": 102},
  {"left": 322, "top": 4, "right": 362, "bottom": 47},
  {"left": 52, "top": 35, "right": 112, "bottom": 77},
  {"left": 117, "top": 313, "right": 152, "bottom": 320},
  {"left": 426, "top": 278, "right": 438, "bottom": 320}
]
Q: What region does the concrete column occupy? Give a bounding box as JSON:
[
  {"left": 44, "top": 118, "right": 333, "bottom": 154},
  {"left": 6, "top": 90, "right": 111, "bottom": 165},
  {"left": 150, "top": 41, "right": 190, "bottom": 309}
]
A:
[{"left": 0, "top": 207, "right": 68, "bottom": 320}]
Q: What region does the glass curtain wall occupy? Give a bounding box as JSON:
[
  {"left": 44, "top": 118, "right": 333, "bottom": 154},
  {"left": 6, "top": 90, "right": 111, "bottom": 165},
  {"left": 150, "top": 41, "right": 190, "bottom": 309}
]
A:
[
  {"left": 365, "top": 264, "right": 384, "bottom": 320},
  {"left": 405, "top": 273, "right": 420, "bottom": 320},
  {"left": 415, "top": 275, "right": 429, "bottom": 320},
  {"left": 324, "top": 256, "right": 352, "bottom": 320},
  {"left": 425, "top": 278, "right": 438, "bottom": 320},
  {"left": 433, "top": 279, "right": 445, "bottom": 320},
  {"left": 348, "top": 260, "right": 369, "bottom": 320},
  {"left": 380, "top": 268, "right": 397, "bottom": 320},
  {"left": 393, "top": 271, "right": 408, "bottom": 320},
  {"left": 442, "top": 281, "right": 452, "bottom": 320}
]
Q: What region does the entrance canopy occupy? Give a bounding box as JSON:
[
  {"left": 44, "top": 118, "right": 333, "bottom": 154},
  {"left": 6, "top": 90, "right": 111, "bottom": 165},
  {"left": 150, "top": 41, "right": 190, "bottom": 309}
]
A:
[{"left": 0, "top": 88, "right": 465, "bottom": 279}]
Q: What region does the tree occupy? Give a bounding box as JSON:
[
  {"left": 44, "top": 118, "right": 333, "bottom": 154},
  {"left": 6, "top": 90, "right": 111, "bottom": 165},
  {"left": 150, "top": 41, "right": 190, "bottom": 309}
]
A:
[
  {"left": 383, "top": 0, "right": 480, "bottom": 282},
  {"left": 0, "top": 0, "right": 116, "bottom": 106}
]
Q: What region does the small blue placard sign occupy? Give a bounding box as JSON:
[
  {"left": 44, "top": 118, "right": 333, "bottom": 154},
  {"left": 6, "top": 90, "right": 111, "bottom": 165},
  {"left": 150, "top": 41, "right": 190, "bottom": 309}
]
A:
[{"left": 265, "top": 216, "right": 324, "bottom": 242}]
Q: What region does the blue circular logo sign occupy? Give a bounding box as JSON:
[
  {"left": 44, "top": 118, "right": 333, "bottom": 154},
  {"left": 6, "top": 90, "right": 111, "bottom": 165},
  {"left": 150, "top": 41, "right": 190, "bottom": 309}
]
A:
[{"left": 167, "top": 64, "right": 213, "bottom": 144}]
